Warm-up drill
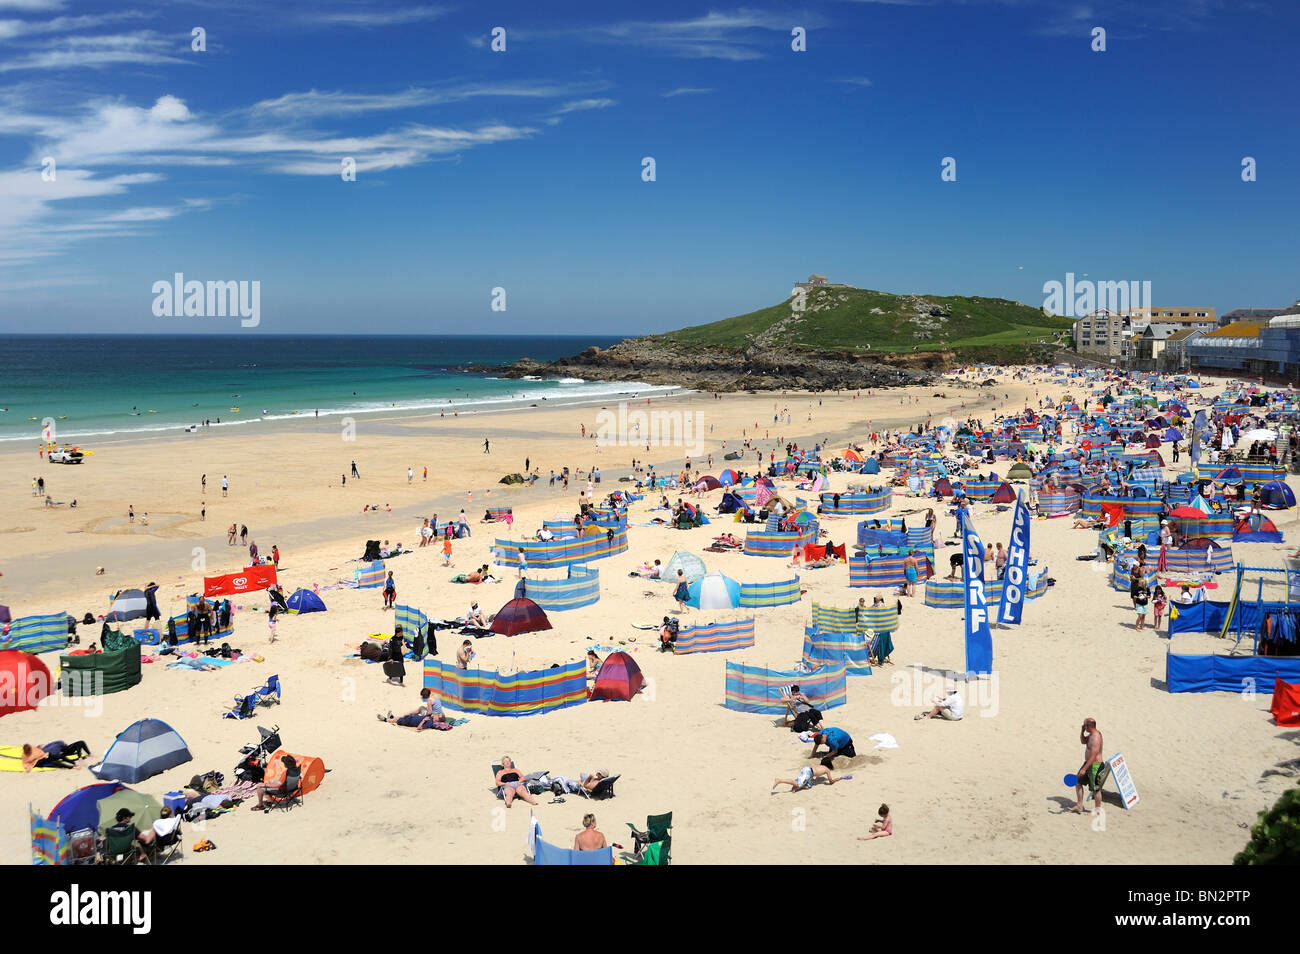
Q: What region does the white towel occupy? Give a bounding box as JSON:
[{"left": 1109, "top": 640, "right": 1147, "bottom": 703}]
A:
[{"left": 870, "top": 732, "right": 899, "bottom": 750}]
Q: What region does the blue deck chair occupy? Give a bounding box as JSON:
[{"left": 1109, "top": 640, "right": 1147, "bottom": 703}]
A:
[
  {"left": 221, "top": 694, "right": 256, "bottom": 720},
  {"left": 252, "top": 674, "right": 281, "bottom": 706}
]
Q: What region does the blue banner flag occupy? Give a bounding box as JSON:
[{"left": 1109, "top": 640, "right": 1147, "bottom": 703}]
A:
[
  {"left": 997, "top": 490, "right": 1031, "bottom": 625},
  {"left": 1189, "top": 409, "right": 1206, "bottom": 465},
  {"left": 962, "top": 513, "right": 994, "bottom": 675}
]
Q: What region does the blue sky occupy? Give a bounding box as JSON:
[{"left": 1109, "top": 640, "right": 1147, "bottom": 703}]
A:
[{"left": 0, "top": 0, "right": 1296, "bottom": 335}]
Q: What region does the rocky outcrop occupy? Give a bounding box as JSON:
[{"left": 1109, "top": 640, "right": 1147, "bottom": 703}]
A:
[{"left": 482, "top": 338, "right": 939, "bottom": 392}]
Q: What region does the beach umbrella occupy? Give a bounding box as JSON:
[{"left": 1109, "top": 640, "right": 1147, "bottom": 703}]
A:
[
  {"left": 96, "top": 789, "right": 162, "bottom": 836},
  {"left": 686, "top": 572, "right": 741, "bottom": 610},
  {"left": 1168, "top": 506, "right": 1210, "bottom": 520},
  {"left": 48, "top": 782, "right": 128, "bottom": 834},
  {"left": 286, "top": 588, "right": 327, "bottom": 614},
  {"left": 664, "top": 551, "right": 707, "bottom": 583},
  {"left": 105, "top": 588, "right": 147, "bottom": 622},
  {"left": 0, "top": 650, "right": 52, "bottom": 719},
  {"left": 488, "top": 597, "right": 552, "bottom": 636}
]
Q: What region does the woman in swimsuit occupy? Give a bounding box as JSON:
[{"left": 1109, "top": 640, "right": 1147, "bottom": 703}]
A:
[{"left": 495, "top": 756, "right": 538, "bottom": 807}]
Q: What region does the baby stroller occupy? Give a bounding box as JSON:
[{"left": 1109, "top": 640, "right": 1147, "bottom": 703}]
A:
[{"left": 234, "top": 724, "right": 281, "bottom": 784}]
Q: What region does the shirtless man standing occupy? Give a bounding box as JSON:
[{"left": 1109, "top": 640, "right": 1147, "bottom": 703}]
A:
[
  {"left": 902, "top": 552, "right": 920, "bottom": 597},
  {"left": 1072, "top": 717, "right": 1107, "bottom": 816},
  {"left": 573, "top": 813, "right": 607, "bottom": 851}
]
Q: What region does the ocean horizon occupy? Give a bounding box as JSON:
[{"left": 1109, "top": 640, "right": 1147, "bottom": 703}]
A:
[{"left": 0, "top": 333, "right": 660, "bottom": 444}]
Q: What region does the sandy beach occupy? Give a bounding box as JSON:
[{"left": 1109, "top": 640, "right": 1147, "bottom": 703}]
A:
[{"left": 3, "top": 372, "right": 1296, "bottom": 865}]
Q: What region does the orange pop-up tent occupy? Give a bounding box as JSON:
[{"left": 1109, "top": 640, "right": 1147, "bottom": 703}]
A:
[{"left": 264, "top": 750, "right": 326, "bottom": 795}]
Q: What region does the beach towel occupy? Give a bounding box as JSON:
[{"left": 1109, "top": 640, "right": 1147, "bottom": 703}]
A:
[{"left": 869, "top": 733, "right": 898, "bottom": 750}]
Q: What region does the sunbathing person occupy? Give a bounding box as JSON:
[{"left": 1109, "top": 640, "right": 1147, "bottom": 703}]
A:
[
  {"left": 634, "top": 559, "right": 663, "bottom": 579},
  {"left": 771, "top": 764, "right": 846, "bottom": 792},
  {"left": 467, "top": 602, "right": 487, "bottom": 627},
  {"left": 22, "top": 740, "right": 91, "bottom": 771},
  {"left": 587, "top": 650, "right": 602, "bottom": 675},
  {"left": 579, "top": 769, "right": 613, "bottom": 792},
  {"left": 379, "top": 688, "right": 446, "bottom": 731},
  {"left": 495, "top": 756, "right": 539, "bottom": 807}
]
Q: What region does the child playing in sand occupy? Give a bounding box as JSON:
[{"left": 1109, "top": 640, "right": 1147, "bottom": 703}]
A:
[
  {"left": 771, "top": 764, "right": 846, "bottom": 792},
  {"left": 859, "top": 804, "right": 892, "bottom": 840},
  {"left": 1152, "top": 584, "right": 1168, "bottom": 630}
]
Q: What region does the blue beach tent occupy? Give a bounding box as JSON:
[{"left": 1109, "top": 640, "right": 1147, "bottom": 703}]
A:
[
  {"left": 286, "top": 588, "right": 327, "bottom": 614},
  {"left": 90, "top": 718, "right": 192, "bottom": 784}
]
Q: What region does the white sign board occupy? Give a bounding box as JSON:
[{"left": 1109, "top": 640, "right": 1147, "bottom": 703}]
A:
[{"left": 1108, "top": 752, "right": 1139, "bottom": 810}]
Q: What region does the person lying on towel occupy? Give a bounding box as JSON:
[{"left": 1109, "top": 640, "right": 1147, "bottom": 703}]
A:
[
  {"left": 378, "top": 688, "right": 448, "bottom": 731},
  {"left": 22, "top": 740, "right": 91, "bottom": 771}
]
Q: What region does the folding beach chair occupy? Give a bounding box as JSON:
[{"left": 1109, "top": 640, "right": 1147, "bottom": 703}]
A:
[
  {"left": 68, "top": 828, "right": 97, "bottom": 866},
  {"left": 263, "top": 768, "right": 303, "bottom": 813},
  {"left": 252, "top": 674, "right": 281, "bottom": 706},
  {"left": 101, "top": 823, "right": 144, "bottom": 865},
  {"left": 221, "top": 694, "right": 257, "bottom": 720},
  {"left": 626, "top": 811, "right": 672, "bottom": 864},
  {"left": 579, "top": 775, "right": 620, "bottom": 800},
  {"left": 147, "top": 821, "right": 184, "bottom": 865}
]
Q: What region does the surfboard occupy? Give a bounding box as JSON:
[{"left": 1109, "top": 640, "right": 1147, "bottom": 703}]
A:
[{"left": 0, "top": 746, "right": 57, "bottom": 772}]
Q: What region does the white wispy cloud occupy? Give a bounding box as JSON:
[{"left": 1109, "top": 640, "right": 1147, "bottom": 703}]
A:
[
  {"left": 526, "top": 10, "right": 823, "bottom": 61},
  {"left": 0, "top": 11, "right": 148, "bottom": 41},
  {"left": 0, "top": 31, "right": 189, "bottom": 72},
  {"left": 663, "top": 86, "right": 715, "bottom": 97},
  {"left": 301, "top": 4, "right": 450, "bottom": 27},
  {"left": 836, "top": 76, "right": 873, "bottom": 86},
  {"left": 251, "top": 80, "right": 611, "bottom": 119},
  {"left": 553, "top": 97, "right": 616, "bottom": 114},
  {"left": 0, "top": 0, "right": 67, "bottom": 10}
]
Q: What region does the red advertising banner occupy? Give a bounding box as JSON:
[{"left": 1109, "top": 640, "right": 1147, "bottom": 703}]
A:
[{"left": 204, "top": 564, "right": 278, "bottom": 597}]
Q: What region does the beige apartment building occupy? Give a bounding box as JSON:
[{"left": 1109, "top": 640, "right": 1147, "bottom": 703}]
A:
[
  {"left": 1126, "top": 306, "right": 1217, "bottom": 333},
  {"left": 1073, "top": 309, "right": 1127, "bottom": 358}
]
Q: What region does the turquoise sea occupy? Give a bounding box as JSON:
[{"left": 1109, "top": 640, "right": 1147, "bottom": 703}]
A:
[{"left": 0, "top": 334, "right": 659, "bottom": 444}]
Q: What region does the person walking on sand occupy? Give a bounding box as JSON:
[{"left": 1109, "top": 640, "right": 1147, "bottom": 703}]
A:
[
  {"left": 408, "top": 466, "right": 413, "bottom": 484},
  {"left": 228, "top": 523, "right": 237, "bottom": 546},
  {"left": 1071, "top": 718, "right": 1107, "bottom": 817},
  {"left": 200, "top": 502, "right": 205, "bottom": 521},
  {"left": 383, "top": 571, "right": 397, "bottom": 609},
  {"left": 442, "top": 534, "right": 453, "bottom": 567},
  {"left": 249, "top": 540, "right": 258, "bottom": 563},
  {"left": 221, "top": 475, "right": 228, "bottom": 497},
  {"left": 351, "top": 460, "right": 359, "bottom": 479},
  {"left": 483, "top": 438, "right": 490, "bottom": 454},
  {"left": 201, "top": 474, "right": 206, "bottom": 493},
  {"left": 423, "top": 466, "right": 427, "bottom": 482},
  {"left": 128, "top": 505, "right": 134, "bottom": 523},
  {"left": 271, "top": 544, "right": 280, "bottom": 568},
  {"left": 240, "top": 524, "right": 248, "bottom": 547}
]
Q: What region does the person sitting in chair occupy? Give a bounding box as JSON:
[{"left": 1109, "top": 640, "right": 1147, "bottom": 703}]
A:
[
  {"left": 495, "top": 756, "right": 539, "bottom": 807},
  {"left": 105, "top": 808, "right": 154, "bottom": 861},
  {"left": 255, "top": 755, "right": 300, "bottom": 812}
]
